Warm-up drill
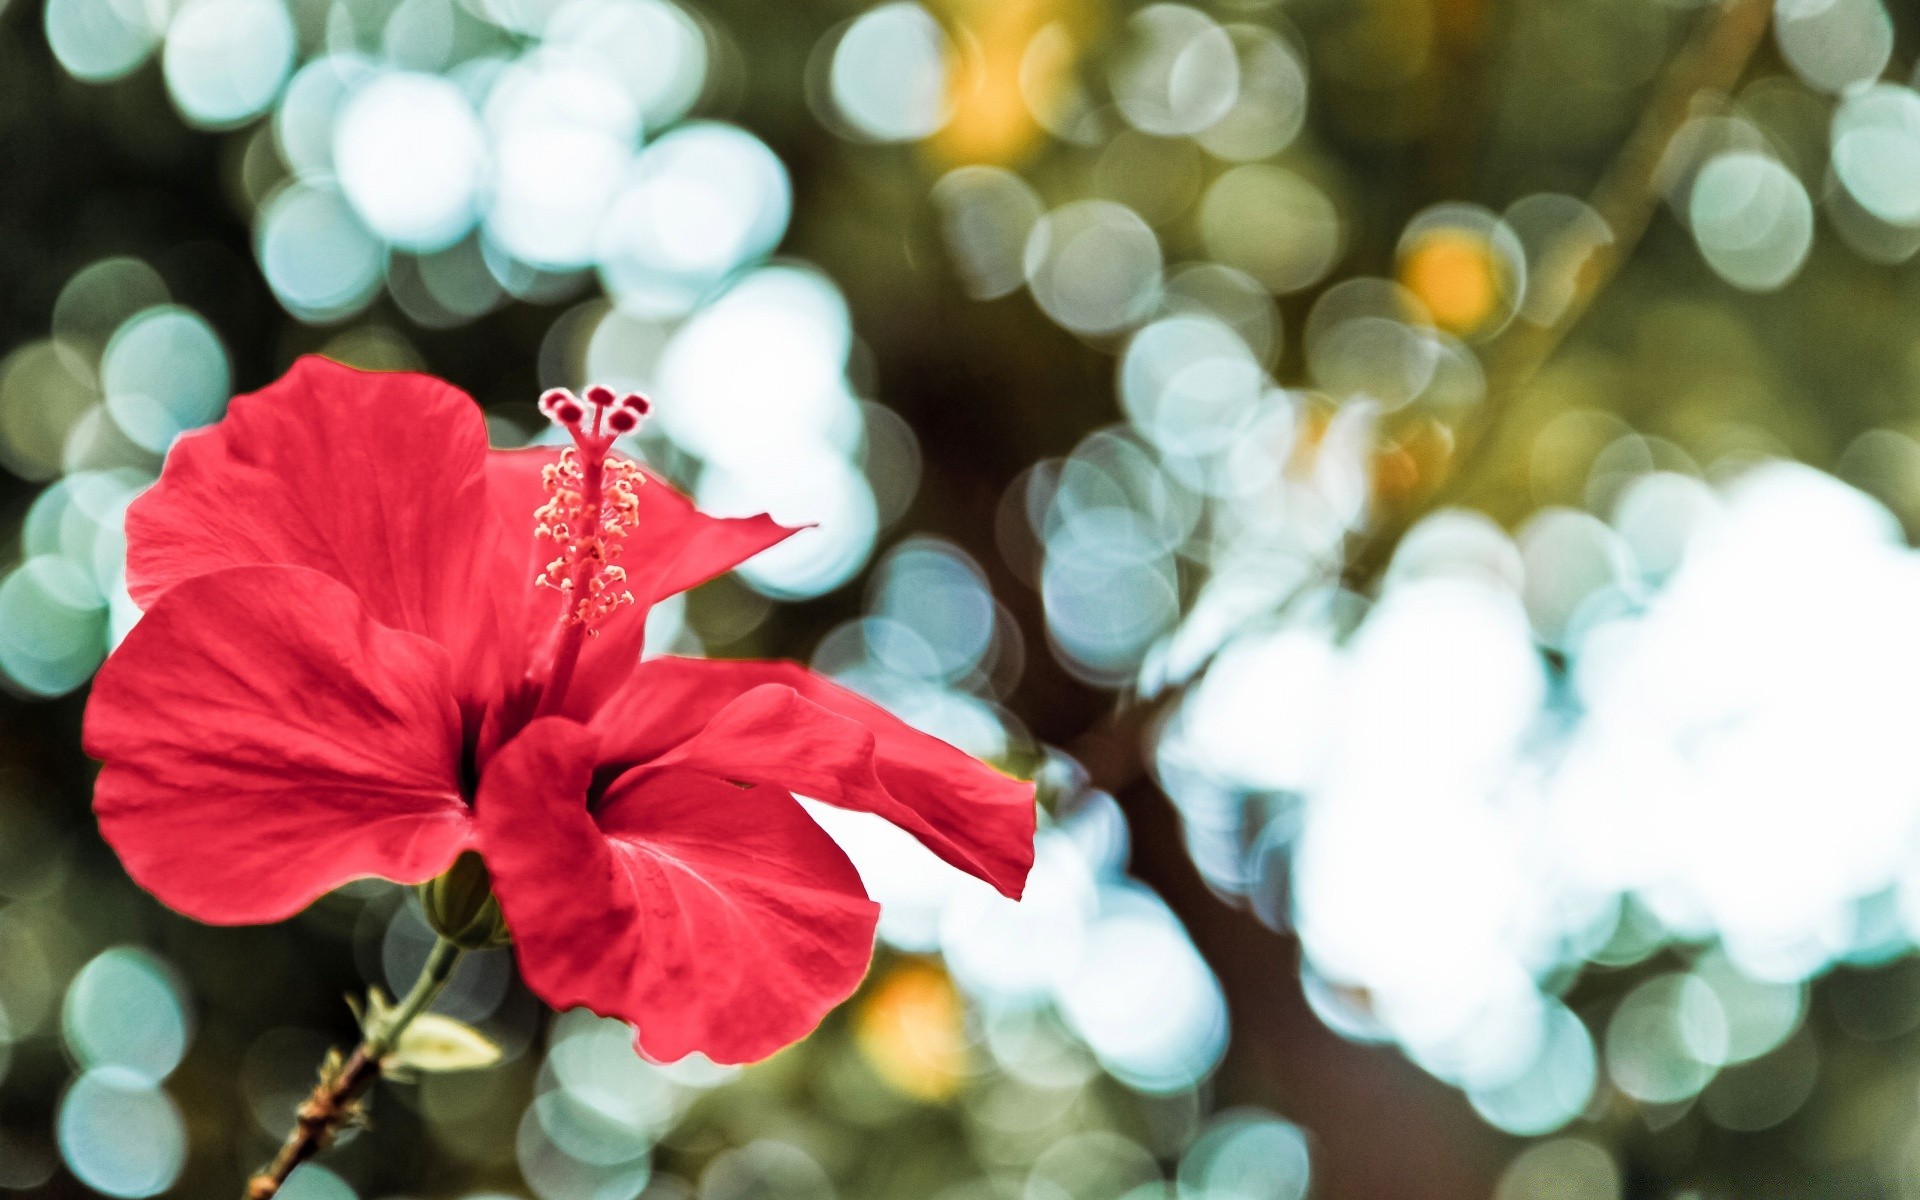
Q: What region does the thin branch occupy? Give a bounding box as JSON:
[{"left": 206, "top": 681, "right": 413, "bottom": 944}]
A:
[
  {"left": 244, "top": 938, "right": 465, "bottom": 1199},
  {"left": 1340, "top": 0, "right": 1775, "bottom": 587},
  {"left": 1077, "top": 0, "right": 1774, "bottom": 791}
]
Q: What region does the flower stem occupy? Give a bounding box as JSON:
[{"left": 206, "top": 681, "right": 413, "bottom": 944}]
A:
[{"left": 244, "top": 937, "right": 465, "bottom": 1200}]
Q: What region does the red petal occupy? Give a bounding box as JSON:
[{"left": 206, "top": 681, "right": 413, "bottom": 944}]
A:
[
  {"left": 593, "top": 659, "right": 1036, "bottom": 899},
  {"left": 125, "top": 356, "right": 511, "bottom": 692},
  {"left": 485, "top": 447, "right": 796, "bottom": 715},
  {"left": 477, "top": 718, "right": 879, "bottom": 1064},
  {"left": 83, "top": 565, "right": 472, "bottom": 925}
]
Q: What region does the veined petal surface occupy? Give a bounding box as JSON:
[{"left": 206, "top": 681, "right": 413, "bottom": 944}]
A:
[
  {"left": 478, "top": 717, "right": 880, "bottom": 1064},
  {"left": 126, "top": 356, "right": 510, "bottom": 683},
  {"left": 594, "top": 659, "right": 1036, "bottom": 898},
  {"left": 85, "top": 565, "right": 472, "bottom": 924}
]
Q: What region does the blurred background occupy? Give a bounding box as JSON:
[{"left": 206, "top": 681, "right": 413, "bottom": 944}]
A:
[{"left": 4, "top": 0, "right": 1920, "bottom": 1195}]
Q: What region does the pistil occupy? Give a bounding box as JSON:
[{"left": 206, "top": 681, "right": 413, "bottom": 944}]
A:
[{"left": 528, "top": 385, "right": 650, "bottom": 716}]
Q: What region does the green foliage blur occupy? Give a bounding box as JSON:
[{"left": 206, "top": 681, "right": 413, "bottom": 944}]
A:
[{"left": 6, "top": 0, "right": 1920, "bottom": 1197}]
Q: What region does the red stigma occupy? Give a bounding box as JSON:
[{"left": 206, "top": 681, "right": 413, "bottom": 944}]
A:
[
  {"left": 544, "top": 385, "right": 650, "bottom": 441},
  {"left": 539, "top": 388, "right": 586, "bottom": 428}
]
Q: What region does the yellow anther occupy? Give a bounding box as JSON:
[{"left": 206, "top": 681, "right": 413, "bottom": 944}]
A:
[{"left": 534, "top": 448, "right": 647, "bottom": 629}]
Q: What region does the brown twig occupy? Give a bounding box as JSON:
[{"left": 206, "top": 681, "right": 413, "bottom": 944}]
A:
[
  {"left": 1339, "top": 0, "right": 1775, "bottom": 587},
  {"left": 243, "top": 938, "right": 464, "bottom": 1199},
  {"left": 244, "top": 1048, "right": 382, "bottom": 1199},
  {"left": 1077, "top": 0, "right": 1774, "bottom": 790}
]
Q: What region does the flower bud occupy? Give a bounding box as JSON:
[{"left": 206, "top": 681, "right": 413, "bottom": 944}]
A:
[{"left": 418, "top": 851, "right": 512, "bottom": 949}]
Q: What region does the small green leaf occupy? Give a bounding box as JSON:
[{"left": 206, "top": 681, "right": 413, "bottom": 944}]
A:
[{"left": 384, "top": 1014, "right": 503, "bottom": 1074}]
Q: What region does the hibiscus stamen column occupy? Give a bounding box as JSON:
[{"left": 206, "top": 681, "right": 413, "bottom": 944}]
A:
[{"left": 529, "top": 385, "right": 650, "bottom": 716}]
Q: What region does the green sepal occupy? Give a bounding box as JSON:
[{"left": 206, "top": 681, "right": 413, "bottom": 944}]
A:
[{"left": 418, "top": 851, "right": 512, "bottom": 950}]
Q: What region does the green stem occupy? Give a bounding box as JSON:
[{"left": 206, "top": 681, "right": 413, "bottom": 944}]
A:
[
  {"left": 243, "top": 937, "right": 465, "bottom": 1200},
  {"left": 369, "top": 936, "right": 463, "bottom": 1055}
]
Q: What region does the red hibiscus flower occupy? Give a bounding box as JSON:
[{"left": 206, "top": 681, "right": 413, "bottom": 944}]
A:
[{"left": 82, "top": 356, "right": 1035, "bottom": 1065}]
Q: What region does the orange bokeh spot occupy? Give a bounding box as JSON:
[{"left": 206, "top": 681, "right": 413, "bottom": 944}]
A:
[
  {"left": 1372, "top": 419, "right": 1456, "bottom": 508},
  {"left": 1372, "top": 441, "right": 1421, "bottom": 507},
  {"left": 935, "top": 42, "right": 1038, "bottom": 166},
  {"left": 928, "top": 0, "right": 1090, "bottom": 167},
  {"left": 855, "top": 960, "right": 967, "bottom": 1101},
  {"left": 1400, "top": 229, "right": 1504, "bottom": 335}
]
